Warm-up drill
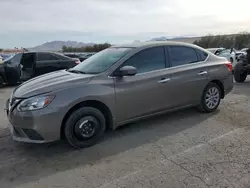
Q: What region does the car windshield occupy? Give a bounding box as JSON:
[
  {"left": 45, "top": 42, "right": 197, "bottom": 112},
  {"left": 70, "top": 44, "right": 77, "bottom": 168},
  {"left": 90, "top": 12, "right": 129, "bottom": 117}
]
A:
[
  {"left": 69, "top": 47, "right": 132, "bottom": 74},
  {"left": 3, "top": 55, "right": 14, "bottom": 62}
]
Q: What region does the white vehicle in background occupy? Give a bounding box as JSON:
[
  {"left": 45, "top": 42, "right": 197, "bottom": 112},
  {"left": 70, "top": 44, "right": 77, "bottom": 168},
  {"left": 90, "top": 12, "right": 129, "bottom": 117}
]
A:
[
  {"left": 207, "top": 48, "right": 237, "bottom": 69},
  {"left": 241, "top": 48, "right": 248, "bottom": 53},
  {"left": 206, "top": 48, "right": 225, "bottom": 55}
]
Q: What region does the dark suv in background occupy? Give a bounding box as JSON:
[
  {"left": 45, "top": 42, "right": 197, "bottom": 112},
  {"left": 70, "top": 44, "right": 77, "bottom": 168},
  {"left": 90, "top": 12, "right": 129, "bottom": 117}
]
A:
[
  {"left": 0, "top": 52, "right": 77, "bottom": 85},
  {"left": 234, "top": 49, "right": 250, "bottom": 82}
]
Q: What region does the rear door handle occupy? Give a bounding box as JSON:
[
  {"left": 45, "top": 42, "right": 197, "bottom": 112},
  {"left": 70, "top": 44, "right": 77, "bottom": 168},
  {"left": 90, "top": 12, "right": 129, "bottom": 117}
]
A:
[
  {"left": 197, "top": 71, "right": 207, "bottom": 75},
  {"left": 158, "top": 78, "right": 170, "bottom": 83}
]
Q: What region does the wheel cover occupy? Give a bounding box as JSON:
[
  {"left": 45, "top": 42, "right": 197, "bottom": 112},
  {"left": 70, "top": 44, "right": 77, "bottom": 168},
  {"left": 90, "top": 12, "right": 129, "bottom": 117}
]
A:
[
  {"left": 205, "top": 87, "right": 220, "bottom": 109},
  {"left": 74, "top": 116, "right": 99, "bottom": 141}
]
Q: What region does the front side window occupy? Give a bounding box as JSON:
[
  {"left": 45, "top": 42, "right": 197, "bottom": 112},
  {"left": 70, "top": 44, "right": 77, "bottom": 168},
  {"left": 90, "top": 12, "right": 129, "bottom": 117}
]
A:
[
  {"left": 169, "top": 46, "right": 199, "bottom": 67},
  {"left": 122, "top": 47, "right": 165, "bottom": 74}
]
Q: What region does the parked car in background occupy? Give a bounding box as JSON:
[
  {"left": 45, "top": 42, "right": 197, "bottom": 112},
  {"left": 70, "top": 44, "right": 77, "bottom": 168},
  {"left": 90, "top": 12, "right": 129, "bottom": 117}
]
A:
[
  {"left": 0, "top": 56, "right": 3, "bottom": 65},
  {"left": 234, "top": 48, "right": 250, "bottom": 82},
  {"left": 72, "top": 58, "right": 81, "bottom": 64},
  {"left": 217, "top": 49, "right": 236, "bottom": 63},
  {"left": 207, "top": 48, "right": 237, "bottom": 69},
  {"left": 235, "top": 50, "right": 246, "bottom": 61},
  {"left": 241, "top": 48, "right": 249, "bottom": 53},
  {"left": 0, "top": 51, "right": 77, "bottom": 86},
  {"left": 64, "top": 53, "right": 80, "bottom": 59},
  {"left": 6, "top": 41, "right": 233, "bottom": 148},
  {"left": 64, "top": 53, "right": 96, "bottom": 62},
  {"left": 0, "top": 54, "right": 14, "bottom": 61},
  {"left": 206, "top": 48, "right": 225, "bottom": 55},
  {"left": 80, "top": 53, "right": 95, "bottom": 62}
]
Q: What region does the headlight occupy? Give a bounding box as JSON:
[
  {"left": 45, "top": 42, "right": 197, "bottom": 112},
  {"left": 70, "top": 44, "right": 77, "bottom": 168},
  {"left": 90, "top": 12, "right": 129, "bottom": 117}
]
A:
[{"left": 17, "top": 95, "right": 55, "bottom": 112}]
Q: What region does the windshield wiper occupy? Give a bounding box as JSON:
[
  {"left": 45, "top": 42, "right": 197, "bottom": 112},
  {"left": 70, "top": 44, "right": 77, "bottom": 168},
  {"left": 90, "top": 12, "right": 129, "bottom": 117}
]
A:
[{"left": 67, "top": 69, "right": 86, "bottom": 74}]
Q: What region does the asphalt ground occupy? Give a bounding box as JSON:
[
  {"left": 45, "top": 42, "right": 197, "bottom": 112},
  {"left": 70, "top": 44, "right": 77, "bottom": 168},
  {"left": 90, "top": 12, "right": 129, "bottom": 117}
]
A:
[{"left": 0, "top": 78, "right": 250, "bottom": 188}]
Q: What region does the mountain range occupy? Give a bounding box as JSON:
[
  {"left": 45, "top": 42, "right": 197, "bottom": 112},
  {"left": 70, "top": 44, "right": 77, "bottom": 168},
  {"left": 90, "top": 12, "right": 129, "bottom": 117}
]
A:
[
  {"left": 28, "top": 41, "right": 95, "bottom": 51},
  {"left": 28, "top": 36, "right": 201, "bottom": 51}
]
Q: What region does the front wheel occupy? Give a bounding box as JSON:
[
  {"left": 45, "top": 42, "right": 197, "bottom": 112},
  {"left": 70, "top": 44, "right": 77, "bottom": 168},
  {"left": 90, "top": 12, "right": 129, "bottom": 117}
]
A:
[
  {"left": 197, "top": 83, "right": 221, "bottom": 113},
  {"left": 64, "top": 107, "right": 106, "bottom": 148}
]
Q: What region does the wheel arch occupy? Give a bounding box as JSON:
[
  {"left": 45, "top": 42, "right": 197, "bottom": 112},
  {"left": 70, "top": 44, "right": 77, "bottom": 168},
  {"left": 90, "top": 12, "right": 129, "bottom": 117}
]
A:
[
  {"left": 210, "top": 80, "right": 225, "bottom": 98},
  {"left": 60, "top": 100, "right": 114, "bottom": 139}
]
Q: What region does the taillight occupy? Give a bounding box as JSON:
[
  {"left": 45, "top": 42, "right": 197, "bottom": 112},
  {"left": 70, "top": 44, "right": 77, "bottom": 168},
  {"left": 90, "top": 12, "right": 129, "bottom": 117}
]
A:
[
  {"left": 225, "top": 62, "right": 233, "bottom": 72},
  {"left": 74, "top": 59, "right": 81, "bottom": 64}
]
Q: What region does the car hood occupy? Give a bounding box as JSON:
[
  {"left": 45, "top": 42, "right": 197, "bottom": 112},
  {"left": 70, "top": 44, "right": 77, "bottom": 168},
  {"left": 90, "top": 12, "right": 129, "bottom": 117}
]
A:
[{"left": 13, "top": 70, "right": 93, "bottom": 98}]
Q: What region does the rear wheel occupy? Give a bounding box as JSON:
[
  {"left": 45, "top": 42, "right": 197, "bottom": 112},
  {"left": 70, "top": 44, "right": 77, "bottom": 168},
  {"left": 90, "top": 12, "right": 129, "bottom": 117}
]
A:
[
  {"left": 197, "top": 82, "right": 221, "bottom": 113},
  {"left": 0, "top": 76, "right": 4, "bottom": 87},
  {"left": 64, "top": 107, "right": 106, "bottom": 148}
]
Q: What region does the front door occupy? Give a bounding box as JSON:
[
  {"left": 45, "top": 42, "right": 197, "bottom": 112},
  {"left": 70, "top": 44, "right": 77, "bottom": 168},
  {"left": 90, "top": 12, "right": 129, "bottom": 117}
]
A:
[
  {"left": 4, "top": 53, "right": 22, "bottom": 84},
  {"left": 20, "top": 53, "right": 36, "bottom": 81},
  {"left": 114, "top": 46, "right": 173, "bottom": 124},
  {"left": 167, "top": 46, "right": 209, "bottom": 107}
]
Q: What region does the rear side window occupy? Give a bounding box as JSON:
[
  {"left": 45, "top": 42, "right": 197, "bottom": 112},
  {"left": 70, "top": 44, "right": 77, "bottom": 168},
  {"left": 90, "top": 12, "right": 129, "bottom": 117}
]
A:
[
  {"left": 123, "top": 47, "right": 165, "bottom": 74},
  {"left": 169, "top": 46, "right": 199, "bottom": 67},
  {"left": 37, "top": 53, "right": 59, "bottom": 61},
  {"left": 195, "top": 49, "right": 208, "bottom": 61}
]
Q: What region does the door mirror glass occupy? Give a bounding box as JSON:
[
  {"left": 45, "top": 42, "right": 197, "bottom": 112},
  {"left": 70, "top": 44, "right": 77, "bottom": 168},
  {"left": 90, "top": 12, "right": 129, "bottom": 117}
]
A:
[{"left": 115, "top": 66, "right": 137, "bottom": 77}]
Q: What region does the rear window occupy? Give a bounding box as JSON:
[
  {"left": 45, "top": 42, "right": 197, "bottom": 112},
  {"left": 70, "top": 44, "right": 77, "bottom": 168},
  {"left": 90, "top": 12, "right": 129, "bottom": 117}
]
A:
[
  {"left": 195, "top": 49, "right": 208, "bottom": 61},
  {"left": 37, "top": 53, "right": 59, "bottom": 61},
  {"left": 169, "top": 46, "right": 199, "bottom": 67}
]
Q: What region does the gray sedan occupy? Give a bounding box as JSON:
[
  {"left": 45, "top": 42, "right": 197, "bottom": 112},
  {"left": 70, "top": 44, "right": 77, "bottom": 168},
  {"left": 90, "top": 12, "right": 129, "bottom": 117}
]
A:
[{"left": 6, "top": 41, "right": 233, "bottom": 148}]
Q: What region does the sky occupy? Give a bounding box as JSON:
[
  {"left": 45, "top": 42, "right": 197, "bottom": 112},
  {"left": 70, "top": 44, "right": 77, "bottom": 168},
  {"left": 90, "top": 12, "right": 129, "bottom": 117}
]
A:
[{"left": 1, "top": 0, "right": 250, "bottom": 48}]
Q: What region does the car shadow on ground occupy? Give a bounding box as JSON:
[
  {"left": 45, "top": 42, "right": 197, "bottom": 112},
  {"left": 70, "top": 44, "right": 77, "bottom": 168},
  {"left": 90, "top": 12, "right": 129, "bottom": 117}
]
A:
[
  {"left": 232, "top": 79, "right": 250, "bottom": 96},
  {"left": 0, "top": 107, "right": 218, "bottom": 187}
]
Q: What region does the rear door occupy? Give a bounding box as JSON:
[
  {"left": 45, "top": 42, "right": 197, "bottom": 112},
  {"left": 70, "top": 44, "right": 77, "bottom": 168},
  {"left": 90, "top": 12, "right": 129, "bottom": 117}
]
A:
[
  {"left": 167, "top": 45, "right": 210, "bottom": 106},
  {"left": 56, "top": 54, "right": 76, "bottom": 69},
  {"left": 35, "top": 52, "right": 61, "bottom": 76},
  {"left": 20, "top": 53, "right": 36, "bottom": 81}
]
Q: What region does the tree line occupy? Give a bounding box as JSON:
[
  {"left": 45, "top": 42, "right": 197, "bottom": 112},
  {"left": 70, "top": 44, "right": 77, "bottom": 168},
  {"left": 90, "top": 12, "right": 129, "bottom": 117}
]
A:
[
  {"left": 193, "top": 32, "right": 250, "bottom": 49},
  {"left": 62, "top": 43, "right": 111, "bottom": 52}
]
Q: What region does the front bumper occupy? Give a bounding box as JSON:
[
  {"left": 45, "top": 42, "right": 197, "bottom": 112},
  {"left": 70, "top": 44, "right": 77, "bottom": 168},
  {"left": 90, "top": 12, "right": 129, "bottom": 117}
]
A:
[{"left": 6, "top": 99, "right": 63, "bottom": 144}]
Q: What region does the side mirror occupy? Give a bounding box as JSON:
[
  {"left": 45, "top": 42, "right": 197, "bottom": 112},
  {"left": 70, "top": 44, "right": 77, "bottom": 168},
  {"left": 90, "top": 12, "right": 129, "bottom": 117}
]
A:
[{"left": 115, "top": 66, "right": 137, "bottom": 77}]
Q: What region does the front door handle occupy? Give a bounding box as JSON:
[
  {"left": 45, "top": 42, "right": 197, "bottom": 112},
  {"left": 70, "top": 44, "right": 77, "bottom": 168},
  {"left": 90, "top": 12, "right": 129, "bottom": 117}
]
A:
[
  {"left": 158, "top": 78, "right": 170, "bottom": 83},
  {"left": 197, "top": 71, "right": 208, "bottom": 75}
]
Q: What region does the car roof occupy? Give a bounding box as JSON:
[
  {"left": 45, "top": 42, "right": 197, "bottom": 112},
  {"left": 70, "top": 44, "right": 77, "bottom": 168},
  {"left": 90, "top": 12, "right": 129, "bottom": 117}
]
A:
[
  {"left": 112, "top": 41, "right": 208, "bottom": 52},
  {"left": 206, "top": 48, "right": 225, "bottom": 50}
]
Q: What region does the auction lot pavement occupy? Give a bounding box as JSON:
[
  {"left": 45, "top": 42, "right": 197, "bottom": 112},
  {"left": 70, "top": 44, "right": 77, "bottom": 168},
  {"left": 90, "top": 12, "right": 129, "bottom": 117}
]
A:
[{"left": 0, "top": 79, "right": 250, "bottom": 188}]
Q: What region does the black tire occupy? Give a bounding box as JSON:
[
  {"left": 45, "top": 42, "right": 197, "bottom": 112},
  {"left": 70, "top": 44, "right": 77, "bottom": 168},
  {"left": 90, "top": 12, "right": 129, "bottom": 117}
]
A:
[
  {"left": 234, "top": 63, "right": 247, "bottom": 83},
  {"left": 64, "top": 107, "right": 106, "bottom": 148},
  {"left": 197, "top": 82, "right": 221, "bottom": 113},
  {"left": 0, "top": 76, "right": 4, "bottom": 87}
]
